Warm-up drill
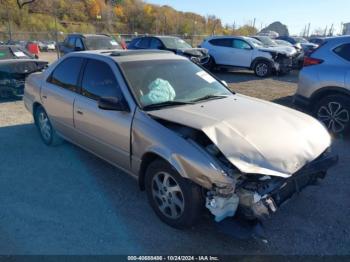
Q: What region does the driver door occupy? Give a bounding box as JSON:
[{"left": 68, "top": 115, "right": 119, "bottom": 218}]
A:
[
  {"left": 230, "top": 39, "right": 253, "bottom": 67},
  {"left": 73, "top": 58, "right": 133, "bottom": 171}
]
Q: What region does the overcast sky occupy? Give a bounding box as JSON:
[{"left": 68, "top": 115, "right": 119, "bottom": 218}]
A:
[{"left": 146, "top": 0, "right": 349, "bottom": 35}]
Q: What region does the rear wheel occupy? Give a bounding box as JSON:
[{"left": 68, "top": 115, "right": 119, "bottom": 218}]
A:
[
  {"left": 254, "top": 61, "right": 271, "bottom": 77},
  {"left": 145, "top": 159, "right": 203, "bottom": 229},
  {"left": 313, "top": 95, "right": 350, "bottom": 136},
  {"left": 34, "top": 106, "right": 63, "bottom": 146}
]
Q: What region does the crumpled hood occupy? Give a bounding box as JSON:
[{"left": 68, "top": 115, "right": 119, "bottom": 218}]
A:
[
  {"left": 259, "top": 46, "right": 297, "bottom": 56},
  {"left": 148, "top": 95, "right": 331, "bottom": 178}
]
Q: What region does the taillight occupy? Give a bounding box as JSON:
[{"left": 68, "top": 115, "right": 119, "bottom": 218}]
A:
[{"left": 303, "top": 56, "right": 324, "bottom": 67}]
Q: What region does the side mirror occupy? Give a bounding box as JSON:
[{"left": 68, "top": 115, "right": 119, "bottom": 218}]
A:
[
  {"left": 98, "top": 97, "right": 129, "bottom": 112},
  {"left": 221, "top": 80, "right": 228, "bottom": 87}
]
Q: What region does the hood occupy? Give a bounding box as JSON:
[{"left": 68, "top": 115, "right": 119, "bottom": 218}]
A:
[
  {"left": 259, "top": 46, "right": 297, "bottom": 56},
  {"left": 148, "top": 95, "right": 331, "bottom": 178},
  {"left": 0, "top": 59, "right": 48, "bottom": 74},
  {"left": 176, "top": 48, "right": 208, "bottom": 57}
]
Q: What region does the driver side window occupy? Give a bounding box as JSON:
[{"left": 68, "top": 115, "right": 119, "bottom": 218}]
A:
[
  {"left": 232, "top": 39, "right": 251, "bottom": 50},
  {"left": 81, "top": 59, "right": 122, "bottom": 101}
]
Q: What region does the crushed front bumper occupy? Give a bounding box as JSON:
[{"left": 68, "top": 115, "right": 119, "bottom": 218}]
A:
[{"left": 237, "top": 152, "right": 338, "bottom": 220}]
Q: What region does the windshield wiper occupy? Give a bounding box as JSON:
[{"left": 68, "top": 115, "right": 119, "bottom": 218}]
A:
[
  {"left": 190, "top": 94, "right": 228, "bottom": 103},
  {"left": 143, "top": 101, "right": 193, "bottom": 111}
]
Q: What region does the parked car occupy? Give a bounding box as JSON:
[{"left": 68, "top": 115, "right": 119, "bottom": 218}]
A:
[
  {"left": 0, "top": 45, "right": 47, "bottom": 97},
  {"left": 276, "top": 36, "right": 318, "bottom": 54},
  {"left": 309, "top": 37, "right": 326, "bottom": 46},
  {"left": 201, "top": 36, "right": 297, "bottom": 77},
  {"left": 252, "top": 36, "right": 303, "bottom": 69},
  {"left": 294, "top": 36, "right": 350, "bottom": 135},
  {"left": 59, "top": 34, "right": 122, "bottom": 55},
  {"left": 24, "top": 50, "right": 337, "bottom": 228},
  {"left": 128, "top": 36, "right": 210, "bottom": 67}
]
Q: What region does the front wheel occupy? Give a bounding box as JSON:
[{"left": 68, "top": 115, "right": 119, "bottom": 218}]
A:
[
  {"left": 254, "top": 61, "right": 272, "bottom": 77},
  {"left": 313, "top": 95, "right": 350, "bottom": 136},
  {"left": 145, "top": 159, "right": 203, "bottom": 229}
]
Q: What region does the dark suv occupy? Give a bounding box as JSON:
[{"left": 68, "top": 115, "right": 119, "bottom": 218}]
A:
[
  {"left": 59, "top": 34, "right": 121, "bottom": 55},
  {"left": 128, "top": 36, "right": 210, "bottom": 67}
]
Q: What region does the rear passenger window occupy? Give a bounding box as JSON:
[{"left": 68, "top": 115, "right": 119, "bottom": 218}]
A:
[
  {"left": 209, "top": 38, "right": 232, "bottom": 47},
  {"left": 81, "top": 59, "right": 121, "bottom": 100},
  {"left": 136, "top": 38, "right": 151, "bottom": 48},
  {"left": 334, "top": 44, "right": 350, "bottom": 62},
  {"left": 48, "top": 57, "right": 84, "bottom": 92}
]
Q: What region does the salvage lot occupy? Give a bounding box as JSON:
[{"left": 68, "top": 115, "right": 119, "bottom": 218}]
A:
[{"left": 0, "top": 54, "right": 349, "bottom": 255}]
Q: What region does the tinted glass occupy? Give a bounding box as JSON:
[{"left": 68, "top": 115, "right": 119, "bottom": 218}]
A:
[
  {"left": 81, "top": 59, "right": 121, "bottom": 100},
  {"left": 49, "top": 57, "right": 84, "bottom": 92},
  {"left": 135, "top": 38, "right": 151, "bottom": 48},
  {"left": 68, "top": 37, "right": 76, "bottom": 48},
  {"left": 75, "top": 38, "right": 84, "bottom": 49},
  {"left": 84, "top": 36, "right": 120, "bottom": 50},
  {"left": 334, "top": 44, "right": 350, "bottom": 62},
  {"left": 233, "top": 39, "right": 251, "bottom": 49},
  {"left": 209, "top": 38, "right": 232, "bottom": 47},
  {"left": 160, "top": 37, "right": 191, "bottom": 49},
  {"left": 150, "top": 38, "right": 163, "bottom": 49}
]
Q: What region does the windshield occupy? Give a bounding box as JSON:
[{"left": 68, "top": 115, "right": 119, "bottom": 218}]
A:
[
  {"left": 120, "top": 59, "right": 232, "bottom": 109},
  {"left": 294, "top": 37, "right": 308, "bottom": 44},
  {"left": 248, "top": 38, "right": 264, "bottom": 48},
  {"left": 161, "top": 37, "right": 192, "bottom": 49},
  {"left": 256, "top": 36, "right": 277, "bottom": 47},
  {"left": 85, "top": 36, "right": 121, "bottom": 50},
  {"left": 0, "top": 47, "right": 33, "bottom": 60}
]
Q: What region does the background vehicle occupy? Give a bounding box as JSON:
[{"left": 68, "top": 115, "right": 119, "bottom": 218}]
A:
[
  {"left": 277, "top": 36, "right": 318, "bottom": 53},
  {"left": 294, "top": 36, "right": 350, "bottom": 135},
  {"left": 201, "top": 36, "right": 296, "bottom": 77},
  {"left": 252, "top": 35, "right": 303, "bottom": 69},
  {"left": 24, "top": 50, "right": 336, "bottom": 229},
  {"left": 59, "top": 34, "right": 121, "bottom": 55},
  {"left": 309, "top": 37, "right": 326, "bottom": 46},
  {"left": 0, "top": 45, "right": 47, "bottom": 98},
  {"left": 128, "top": 35, "right": 210, "bottom": 66}
]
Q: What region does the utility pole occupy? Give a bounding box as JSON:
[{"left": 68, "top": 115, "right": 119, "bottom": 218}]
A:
[{"left": 306, "top": 23, "right": 311, "bottom": 37}]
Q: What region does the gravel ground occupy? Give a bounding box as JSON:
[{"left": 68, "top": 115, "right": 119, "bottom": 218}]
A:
[{"left": 0, "top": 54, "right": 349, "bottom": 255}]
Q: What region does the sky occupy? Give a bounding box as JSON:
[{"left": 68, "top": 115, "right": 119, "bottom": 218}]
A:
[{"left": 145, "top": 0, "right": 349, "bottom": 35}]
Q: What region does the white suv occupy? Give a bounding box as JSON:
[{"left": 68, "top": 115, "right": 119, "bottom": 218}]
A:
[{"left": 201, "top": 36, "right": 296, "bottom": 77}]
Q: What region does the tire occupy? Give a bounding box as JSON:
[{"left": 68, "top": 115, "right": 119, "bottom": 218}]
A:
[
  {"left": 254, "top": 60, "right": 272, "bottom": 77},
  {"left": 205, "top": 56, "right": 218, "bottom": 72},
  {"left": 145, "top": 159, "right": 203, "bottom": 229},
  {"left": 313, "top": 95, "right": 350, "bottom": 136},
  {"left": 34, "top": 106, "right": 63, "bottom": 146}
]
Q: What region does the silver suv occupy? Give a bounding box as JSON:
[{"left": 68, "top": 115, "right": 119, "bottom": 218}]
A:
[
  {"left": 294, "top": 36, "right": 350, "bottom": 135},
  {"left": 24, "top": 50, "right": 336, "bottom": 229}
]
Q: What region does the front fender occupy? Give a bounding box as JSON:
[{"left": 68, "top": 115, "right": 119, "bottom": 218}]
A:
[{"left": 131, "top": 109, "right": 234, "bottom": 189}]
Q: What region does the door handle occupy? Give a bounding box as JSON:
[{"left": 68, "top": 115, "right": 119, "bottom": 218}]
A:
[{"left": 76, "top": 110, "right": 84, "bottom": 115}]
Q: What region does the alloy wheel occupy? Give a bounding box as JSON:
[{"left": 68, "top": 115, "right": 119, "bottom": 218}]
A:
[
  {"left": 151, "top": 172, "right": 185, "bottom": 219},
  {"left": 317, "top": 101, "right": 350, "bottom": 134},
  {"left": 256, "top": 63, "right": 268, "bottom": 77},
  {"left": 38, "top": 111, "right": 52, "bottom": 142}
]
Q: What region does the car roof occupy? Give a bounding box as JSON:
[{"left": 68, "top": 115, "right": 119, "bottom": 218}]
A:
[
  {"left": 67, "top": 33, "right": 111, "bottom": 38},
  {"left": 205, "top": 35, "right": 249, "bottom": 41},
  {"left": 64, "top": 49, "right": 186, "bottom": 63}
]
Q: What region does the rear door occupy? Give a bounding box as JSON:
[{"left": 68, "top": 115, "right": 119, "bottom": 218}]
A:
[
  {"left": 333, "top": 43, "right": 350, "bottom": 89},
  {"left": 207, "top": 38, "right": 233, "bottom": 65},
  {"left": 42, "top": 57, "right": 84, "bottom": 136},
  {"left": 73, "top": 58, "right": 133, "bottom": 170}
]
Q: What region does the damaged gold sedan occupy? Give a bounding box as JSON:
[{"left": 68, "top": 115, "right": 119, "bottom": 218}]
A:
[{"left": 24, "top": 50, "right": 338, "bottom": 229}]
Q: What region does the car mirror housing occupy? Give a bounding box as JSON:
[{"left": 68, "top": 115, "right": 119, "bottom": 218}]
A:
[{"left": 98, "top": 97, "right": 129, "bottom": 112}]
